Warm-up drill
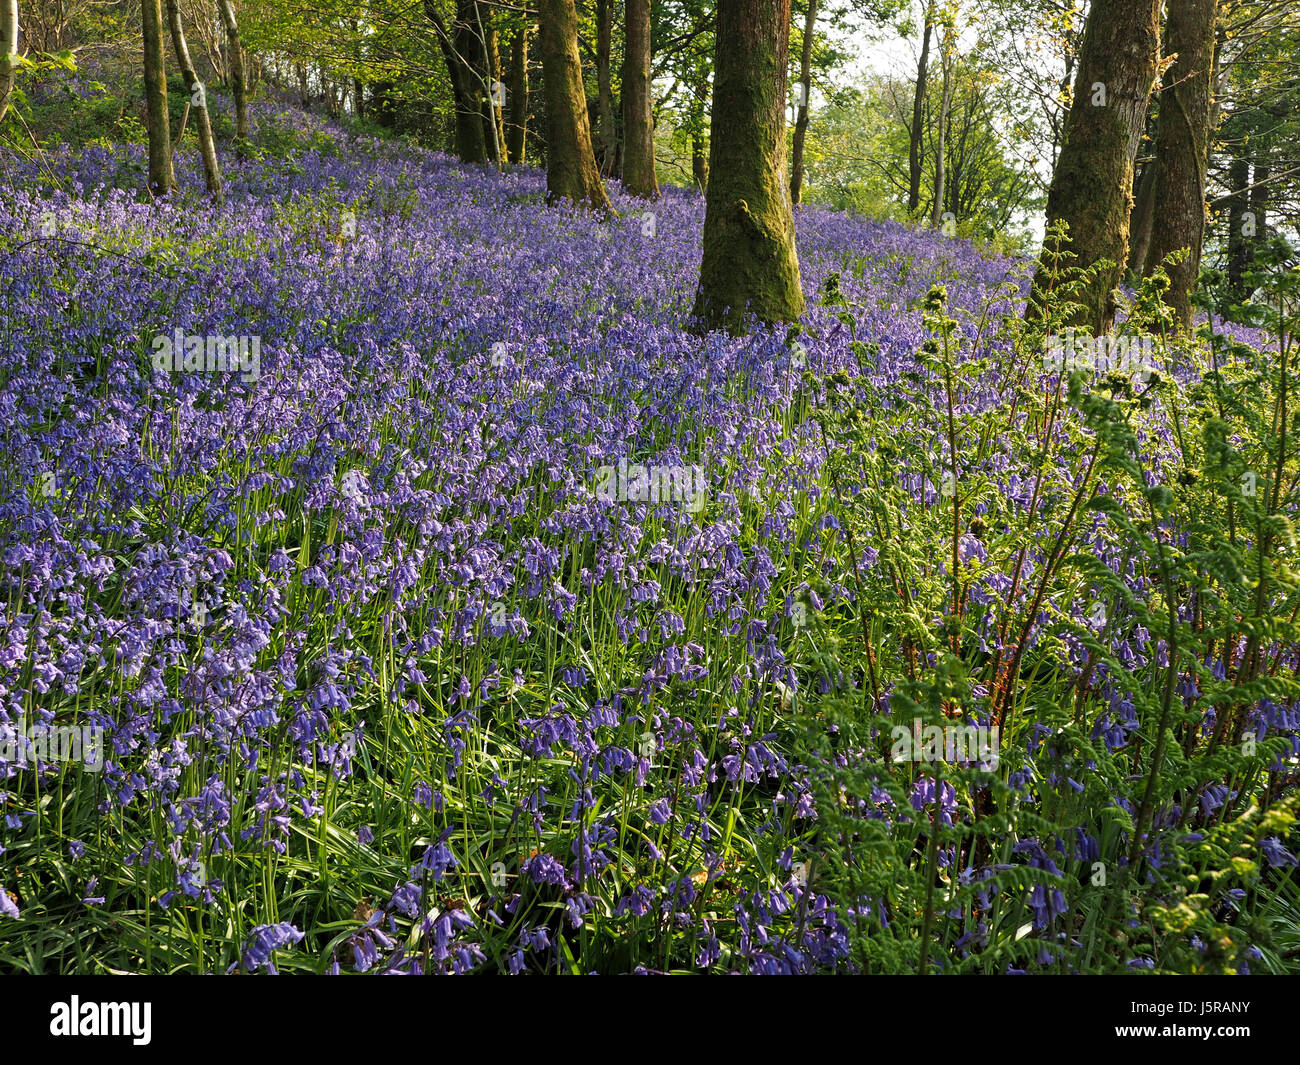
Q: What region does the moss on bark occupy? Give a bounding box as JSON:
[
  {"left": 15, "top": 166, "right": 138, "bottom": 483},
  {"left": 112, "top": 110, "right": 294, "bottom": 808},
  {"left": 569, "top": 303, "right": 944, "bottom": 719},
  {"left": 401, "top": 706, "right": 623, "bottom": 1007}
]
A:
[
  {"left": 539, "top": 0, "right": 610, "bottom": 210},
  {"left": 1029, "top": 0, "right": 1162, "bottom": 335},
  {"left": 142, "top": 0, "right": 176, "bottom": 198},
  {"left": 692, "top": 0, "right": 804, "bottom": 334}
]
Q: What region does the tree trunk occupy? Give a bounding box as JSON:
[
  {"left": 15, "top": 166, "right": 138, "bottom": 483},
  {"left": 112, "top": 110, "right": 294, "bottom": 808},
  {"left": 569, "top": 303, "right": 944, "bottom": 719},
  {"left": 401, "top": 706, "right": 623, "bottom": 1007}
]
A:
[
  {"left": 692, "top": 0, "right": 804, "bottom": 333},
  {"left": 692, "top": 133, "right": 708, "bottom": 190},
  {"left": 690, "top": 75, "right": 709, "bottom": 190},
  {"left": 484, "top": 8, "right": 507, "bottom": 160},
  {"left": 142, "top": 0, "right": 176, "bottom": 197},
  {"left": 427, "top": 0, "right": 487, "bottom": 163},
  {"left": 459, "top": 1, "right": 492, "bottom": 163},
  {"left": 1125, "top": 156, "right": 1156, "bottom": 275},
  {"left": 217, "top": 0, "right": 248, "bottom": 141},
  {"left": 0, "top": 0, "right": 17, "bottom": 125},
  {"left": 930, "top": 22, "right": 955, "bottom": 229},
  {"left": 1248, "top": 150, "right": 1270, "bottom": 247},
  {"left": 789, "top": 0, "right": 818, "bottom": 206},
  {"left": 622, "top": 0, "right": 658, "bottom": 197},
  {"left": 1028, "top": 0, "right": 1162, "bottom": 335},
  {"left": 1224, "top": 154, "right": 1251, "bottom": 300},
  {"left": 596, "top": 0, "right": 616, "bottom": 175},
  {"left": 1142, "top": 0, "right": 1216, "bottom": 330},
  {"left": 907, "top": 1, "right": 934, "bottom": 216},
  {"left": 539, "top": 0, "right": 610, "bottom": 209},
  {"left": 166, "top": 0, "right": 223, "bottom": 200},
  {"left": 506, "top": 23, "right": 530, "bottom": 163}
]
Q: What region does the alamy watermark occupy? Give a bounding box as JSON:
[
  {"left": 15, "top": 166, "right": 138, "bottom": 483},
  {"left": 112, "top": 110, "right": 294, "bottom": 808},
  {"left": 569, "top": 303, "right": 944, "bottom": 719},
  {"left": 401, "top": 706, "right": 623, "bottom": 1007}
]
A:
[
  {"left": 152, "top": 328, "right": 261, "bottom": 383},
  {"left": 0, "top": 714, "right": 105, "bottom": 772},
  {"left": 50, "top": 997, "right": 151, "bottom": 1045},
  {"left": 595, "top": 459, "right": 706, "bottom": 513},
  {"left": 1043, "top": 330, "right": 1157, "bottom": 382},
  {"left": 891, "top": 717, "right": 1000, "bottom": 769}
]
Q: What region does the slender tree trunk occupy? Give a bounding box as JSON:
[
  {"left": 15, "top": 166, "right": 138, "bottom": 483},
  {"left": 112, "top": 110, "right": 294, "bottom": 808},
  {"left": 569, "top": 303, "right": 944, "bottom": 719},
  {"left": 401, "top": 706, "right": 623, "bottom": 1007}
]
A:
[
  {"left": 1142, "top": 0, "right": 1216, "bottom": 329},
  {"left": 692, "top": 0, "right": 804, "bottom": 333},
  {"left": 166, "top": 0, "right": 223, "bottom": 200},
  {"left": 142, "top": 0, "right": 176, "bottom": 197},
  {"left": 539, "top": 0, "right": 610, "bottom": 209},
  {"left": 484, "top": 9, "right": 507, "bottom": 159},
  {"left": 622, "top": 0, "right": 659, "bottom": 197},
  {"left": 1224, "top": 154, "right": 1252, "bottom": 301},
  {"left": 217, "top": 0, "right": 248, "bottom": 141},
  {"left": 427, "top": 1, "right": 488, "bottom": 163},
  {"left": 0, "top": 0, "right": 17, "bottom": 125},
  {"left": 1028, "top": 0, "right": 1162, "bottom": 334},
  {"left": 789, "top": 0, "right": 818, "bottom": 205},
  {"left": 690, "top": 75, "right": 709, "bottom": 190},
  {"left": 459, "top": 1, "right": 492, "bottom": 163},
  {"left": 930, "top": 22, "right": 955, "bottom": 229},
  {"left": 1248, "top": 150, "right": 1270, "bottom": 246},
  {"left": 908, "top": 1, "right": 934, "bottom": 216},
  {"left": 692, "top": 133, "right": 708, "bottom": 190},
  {"left": 351, "top": 17, "right": 364, "bottom": 118},
  {"left": 596, "top": 0, "right": 616, "bottom": 175},
  {"left": 506, "top": 23, "right": 530, "bottom": 163},
  {"left": 1126, "top": 157, "right": 1156, "bottom": 274}
]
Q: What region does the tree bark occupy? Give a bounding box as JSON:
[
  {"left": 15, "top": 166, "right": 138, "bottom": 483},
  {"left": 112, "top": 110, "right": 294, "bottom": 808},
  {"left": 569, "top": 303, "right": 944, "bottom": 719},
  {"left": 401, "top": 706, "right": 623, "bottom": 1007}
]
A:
[
  {"left": 142, "top": 0, "right": 176, "bottom": 197},
  {"left": 789, "top": 0, "right": 818, "bottom": 206},
  {"left": 1248, "top": 150, "right": 1270, "bottom": 247},
  {"left": 1028, "top": 0, "right": 1162, "bottom": 335},
  {"left": 690, "top": 74, "right": 709, "bottom": 190},
  {"left": 1224, "top": 153, "right": 1252, "bottom": 301},
  {"left": 1142, "top": 0, "right": 1216, "bottom": 330},
  {"left": 622, "top": 0, "right": 659, "bottom": 197},
  {"left": 539, "top": 0, "right": 610, "bottom": 209},
  {"left": 166, "top": 0, "right": 223, "bottom": 200},
  {"left": 596, "top": 0, "right": 616, "bottom": 175},
  {"left": 460, "top": 1, "right": 493, "bottom": 163},
  {"left": 427, "top": 0, "right": 488, "bottom": 163},
  {"left": 0, "top": 0, "right": 17, "bottom": 125},
  {"left": 930, "top": 21, "right": 955, "bottom": 229},
  {"left": 692, "top": 0, "right": 804, "bottom": 333},
  {"left": 907, "top": 1, "right": 934, "bottom": 216},
  {"left": 506, "top": 22, "right": 530, "bottom": 163},
  {"left": 217, "top": 0, "right": 248, "bottom": 141},
  {"left": 1125, "top": 156, "right": 1156, "bottom": 275},
  {"left": 475, "top": 1, "right": 499, "bottom": 162}
]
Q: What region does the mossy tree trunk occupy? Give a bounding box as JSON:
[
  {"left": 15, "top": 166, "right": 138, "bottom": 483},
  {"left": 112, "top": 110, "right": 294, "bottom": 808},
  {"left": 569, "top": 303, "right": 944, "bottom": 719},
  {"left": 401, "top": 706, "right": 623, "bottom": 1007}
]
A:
[
  {"left": 621, "top": 0, "right": 659, "bottom": 198},
  {"left": 1143, "top": 0, "right": 1216, "bottom": 330},
  {"left": 217, "top": 0, "right": 248, "bottom": 141},
  {"left": 427, "top": 0, "right": 492, "bottom": 164},
  {"left": 506, "top": 22, "right": 530, "bottom": 164},
  {"left": 1028, "top": 0, "right": 1162, "bottom": 335},
  {"left": 789, "top": 0, "right": 818, "bottom": 206},
  {"left": 484, "top": 9, "right": 507, "bottom": 160},
  {"left": 456, "top": 1, "right": 491, "bottom": 163},
  {"left": 142, "top": 0, "right": 176, "bottom": 197},
  {"left": 1224, "top": 153, "right": 1252, "bottom": 301},
  {"left": 1125, "top": 154, "right": 1156, "bottom": 275},
  {"left": 166, "top": 0, "right": 223, "bottom": 201},
  {"left": 690, "top": 75, "right": 709, "bottom": 191},
  {"left": 692, "top": 0, "right": 804, "bottom": 334},
  {"left": 596, "top": 0, "right": 616, "bottom": 175},
  {"left": 929, "top": 21, "right": 955, "bottom": 229},
  {"left": 907, "top": 2, "right": 934, "bottom": 216},
  {"left": 539, "top": 0, "right": 610, "bottom": 209},
  {"left": 0, "top": 0, "right": 17, "bottom": 125}
]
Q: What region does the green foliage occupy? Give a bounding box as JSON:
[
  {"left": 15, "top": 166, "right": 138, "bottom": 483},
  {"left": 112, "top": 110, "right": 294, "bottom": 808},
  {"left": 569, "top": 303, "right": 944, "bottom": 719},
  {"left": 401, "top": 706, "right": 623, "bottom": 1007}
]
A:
[{"left": 794, "top": 238, "right": 1300, "bottom": 972}]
